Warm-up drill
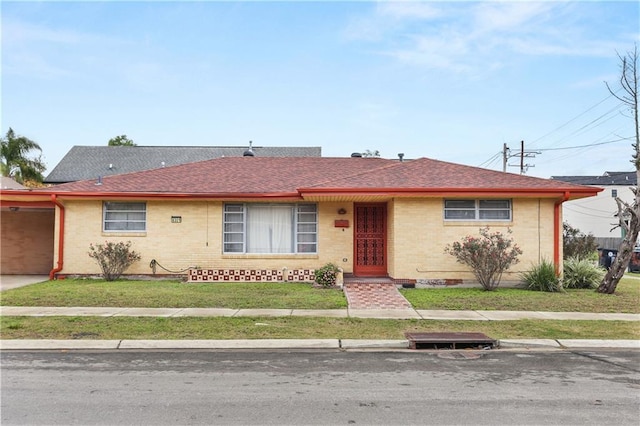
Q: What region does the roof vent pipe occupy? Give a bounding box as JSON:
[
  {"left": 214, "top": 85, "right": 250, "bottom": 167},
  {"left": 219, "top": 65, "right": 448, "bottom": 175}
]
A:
[
  {"left": 398, "top": 153, "right": 404, "bottom": 162},
  {"left": 351, "top": 152, "right": 362, "bottom": 158},
  {"left": 96, "top": 176, "right": 102, "bottom": 186},
  {"left": 243, "top": 140, "right": 255, "bottom": 157}
]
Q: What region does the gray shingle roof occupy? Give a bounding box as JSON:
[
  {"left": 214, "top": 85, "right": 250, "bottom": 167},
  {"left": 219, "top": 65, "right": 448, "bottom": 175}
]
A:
[
  {"left": 44, "top": 145, "right": 322, "bottom": 184},
  {"left": 551, "top": 171, "right": 637, "bottom": 186}
]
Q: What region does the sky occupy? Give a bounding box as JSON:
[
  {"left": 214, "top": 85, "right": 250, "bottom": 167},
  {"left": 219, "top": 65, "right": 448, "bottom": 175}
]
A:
[{"left": 2, "top": 0, "right": 639, "bottom": 179}]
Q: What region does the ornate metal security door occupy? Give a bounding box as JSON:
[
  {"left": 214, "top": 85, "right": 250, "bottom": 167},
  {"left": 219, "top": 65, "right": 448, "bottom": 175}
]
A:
[{"left": 354, "top": 203, "right": 387, "bottom": 277}]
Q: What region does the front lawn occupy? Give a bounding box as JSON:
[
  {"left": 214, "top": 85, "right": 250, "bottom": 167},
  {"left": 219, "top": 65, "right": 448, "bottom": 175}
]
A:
[
  {"left": 0, "top": 280, "right": 348, "bottom": 309},
  {"left": 400, "top": 277, "right": 640, "bottom": 314},
  {"left": 1, "top": 316, "right": 638, "bottom": 340},
  {"left": 1, "top": 277, "right": 638, "bottom": 314}
]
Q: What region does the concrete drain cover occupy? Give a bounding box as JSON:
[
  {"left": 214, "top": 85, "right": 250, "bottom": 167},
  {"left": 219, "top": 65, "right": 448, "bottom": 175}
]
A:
[
  {"left": 405, "top": 332, "right": 497, "bottom": 350},
  {"left": 437, "top": 352, "right": 484, "bottom": 360}
]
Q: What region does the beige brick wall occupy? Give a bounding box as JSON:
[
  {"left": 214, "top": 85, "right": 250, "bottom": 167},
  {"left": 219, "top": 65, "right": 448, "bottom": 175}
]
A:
[
  {"left": 1, "top": 209, "right": 55, "bottom": 274},
  {"left": 387, "top": 198, "right": 557, "bottom": 282},
  {"left": 59, "top": 200, "right": 355, "bottom": 276},
  {"left": 57, "top": 197, "right": 558, "bottom": 281}
]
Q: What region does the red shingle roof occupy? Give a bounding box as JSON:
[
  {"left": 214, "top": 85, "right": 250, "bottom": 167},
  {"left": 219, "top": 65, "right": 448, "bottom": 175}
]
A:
[{"left": 35, "top": 156, "right": 600, "bottom": 199}]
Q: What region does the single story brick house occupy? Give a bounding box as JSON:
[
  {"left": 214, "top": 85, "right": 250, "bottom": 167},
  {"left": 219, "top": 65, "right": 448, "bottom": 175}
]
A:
[{"left": 0, "top": 156, "right": 600, "bottom": 284}]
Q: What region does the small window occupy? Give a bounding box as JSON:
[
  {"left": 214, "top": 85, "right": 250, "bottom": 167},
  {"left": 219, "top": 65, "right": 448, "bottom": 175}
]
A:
[
  {"left": 443, "top": 200, "right": 476, "bottom": 220},
  {"left": 444, "top": 199, "right": 511, "bottom": 221},
  {"left": 103, "top": 202, "right": 146, "bottom": 231},
  {"left": 612, "top": 189, "right": 618, "bottom": 198}
]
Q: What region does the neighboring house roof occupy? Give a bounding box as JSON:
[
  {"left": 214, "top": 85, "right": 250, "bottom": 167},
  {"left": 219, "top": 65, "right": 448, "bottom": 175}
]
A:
[
  {"left": 551, "top": 171, "right": 637, "bottom": 186},
  {"left": 36, "top": 156, "right": 600, "bottom": 200},
  {"left": 0, "top": 176, "right": 26, "bottom": 190},
  {"left": 44, "top": 145, "right": 322, "bottom": 184}
]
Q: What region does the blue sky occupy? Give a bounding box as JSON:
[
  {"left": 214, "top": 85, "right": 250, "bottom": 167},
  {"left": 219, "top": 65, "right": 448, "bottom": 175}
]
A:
[{"left": 2, "top": 0, "right": 639, "bottom": 178}]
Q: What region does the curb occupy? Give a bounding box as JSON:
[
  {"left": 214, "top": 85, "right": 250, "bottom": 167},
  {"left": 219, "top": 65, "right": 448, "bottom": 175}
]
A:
[{"left": 1, "top": 339, "right": 638, "bottom": 351}]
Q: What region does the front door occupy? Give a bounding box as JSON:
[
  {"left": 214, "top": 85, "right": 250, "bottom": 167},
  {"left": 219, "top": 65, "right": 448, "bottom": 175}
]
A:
[{"left": 354, "top": 203, "right": 387, "bottom": 277}]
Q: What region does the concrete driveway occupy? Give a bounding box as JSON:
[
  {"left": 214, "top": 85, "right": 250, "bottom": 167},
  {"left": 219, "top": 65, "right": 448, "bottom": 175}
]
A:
[{"left": 0, "top": 275, "right": 49, "bottom": 291}]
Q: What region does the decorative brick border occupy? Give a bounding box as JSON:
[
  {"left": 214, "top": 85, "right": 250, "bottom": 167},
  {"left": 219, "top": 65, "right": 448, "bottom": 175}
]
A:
[{"left": 188, "top": 268, "right": 315, "bottom": 283}]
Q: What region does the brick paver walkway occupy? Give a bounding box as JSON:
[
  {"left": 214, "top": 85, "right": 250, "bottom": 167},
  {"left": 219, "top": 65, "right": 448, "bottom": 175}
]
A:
[{"left": 343, "top": 281, "right": 412, "bottom": 309}]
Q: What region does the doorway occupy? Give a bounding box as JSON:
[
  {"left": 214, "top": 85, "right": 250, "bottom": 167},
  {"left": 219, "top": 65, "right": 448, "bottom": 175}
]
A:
[{"left": 353, "top": 203, "right": 387, "bottom": 277}]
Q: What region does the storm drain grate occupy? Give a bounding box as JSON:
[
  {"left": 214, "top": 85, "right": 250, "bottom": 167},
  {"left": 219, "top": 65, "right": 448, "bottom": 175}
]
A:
[{"left": 405, "top": 332, "right": 497, "bottom": 350}]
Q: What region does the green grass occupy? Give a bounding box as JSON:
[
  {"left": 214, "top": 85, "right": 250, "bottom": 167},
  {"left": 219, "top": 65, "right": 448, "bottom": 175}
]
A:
[
  {"left": 2, "top": 277, "right": 639, "bottom": 314},
  {"left": 2, "top": 278, "right": 638, "bottom": 341},
  {"left": 400, "top": 277, "right": 640, "bottom": 314},
  {"left": 0, "top": 280, "right": 348, "bottom": 309},
  {"left": 1, "top": 316, "right": 638, "bottom": 340}
]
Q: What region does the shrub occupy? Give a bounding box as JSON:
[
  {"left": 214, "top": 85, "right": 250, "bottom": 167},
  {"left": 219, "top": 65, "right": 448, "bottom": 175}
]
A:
[
  {"left": 563, "top": 222, "right": 598, "bottom": 260},
  {"left": 445, "top": 227, "right": 522, "bottom": 291},
  {"left": 88, "top": 241, "right": 141, "bottom": 281},
  {"left": 563, "top": 256, "right": 604, "bottom": 289},
  {"left": 521, "top": 259, "right": 562, "bottom": 292},
  {"left": 314, "top": 263, "right": 340, "bottom": 288}
]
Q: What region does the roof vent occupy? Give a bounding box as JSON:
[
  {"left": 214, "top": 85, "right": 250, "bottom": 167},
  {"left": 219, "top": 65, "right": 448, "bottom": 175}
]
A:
[
  {"left": 96, "top": 176, "right": 102, "bottom": 186},
  {"left": 243, "top": 141, "right": 255, "bottom": 157},
  {"left": 398, "top": 153, "right": 404, "bottom": 162},
  {"left": 351, "top": 152, "right": 362, "bottom": 158}
]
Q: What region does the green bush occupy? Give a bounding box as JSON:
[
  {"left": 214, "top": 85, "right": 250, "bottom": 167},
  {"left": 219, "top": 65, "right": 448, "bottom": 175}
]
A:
[
  {"left": 563, "top": 256, "right": 604, "bottom": 289},
  {"left": 314, "top": 263, "right": 340, "bottom": 288},
  {"left": 521, "top": 259, "right": 562, "bottom": 292},
  {"left": 445, "top": 227, "right": 522, "bottom": 291},
  {"left": 88, "top": 241, "right": 141, "bottom": 281},
  {"left": 563, "top": 222, "right": 598, "bottom": 260}
]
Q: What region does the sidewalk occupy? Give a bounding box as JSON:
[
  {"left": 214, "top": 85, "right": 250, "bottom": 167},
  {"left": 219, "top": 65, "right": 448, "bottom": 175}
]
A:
[
  {"left": 2, "top": 306, "right": 639, "bottom": 321},
  {"left": 1, "top": 306, "right": 639, "bottom": 351}
]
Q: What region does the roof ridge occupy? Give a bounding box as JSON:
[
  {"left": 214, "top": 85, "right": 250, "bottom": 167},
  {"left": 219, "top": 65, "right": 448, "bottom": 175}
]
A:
[{"left": 303, "top": 158, "right": 402, "bottom": 188}]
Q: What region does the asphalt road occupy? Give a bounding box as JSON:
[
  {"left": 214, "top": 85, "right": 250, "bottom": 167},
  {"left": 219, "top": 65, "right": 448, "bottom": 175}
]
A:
[{"left": 2, "top": 349, "right": 639, "bottom": 425}]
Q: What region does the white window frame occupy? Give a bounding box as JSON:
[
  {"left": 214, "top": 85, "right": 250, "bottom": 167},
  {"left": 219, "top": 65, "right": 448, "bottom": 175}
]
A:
[
  {"left": 103, "top": 202, "right": 147, "bottom": 232},
  {"left": 223, "top": 203, "right": 317, "bottom": 254},
  {"left": 444, "top": 199, "right": 512, "bottom": 221}
]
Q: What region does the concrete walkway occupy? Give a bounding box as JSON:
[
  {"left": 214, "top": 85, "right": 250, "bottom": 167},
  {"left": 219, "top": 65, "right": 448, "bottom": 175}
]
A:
[{"left": 2, "top": 306, "right": 639, "bottom": 321}]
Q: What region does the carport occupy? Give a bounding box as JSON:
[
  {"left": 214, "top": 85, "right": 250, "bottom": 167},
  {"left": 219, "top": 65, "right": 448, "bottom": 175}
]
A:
[{"left": 0, "top": 183, "right": 56, "bottom": 275}]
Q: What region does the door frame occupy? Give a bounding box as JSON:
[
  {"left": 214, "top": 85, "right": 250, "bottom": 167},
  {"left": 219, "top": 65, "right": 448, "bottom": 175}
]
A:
[{"left": 353, "top": 203, "right": 388, "bottom": 277}]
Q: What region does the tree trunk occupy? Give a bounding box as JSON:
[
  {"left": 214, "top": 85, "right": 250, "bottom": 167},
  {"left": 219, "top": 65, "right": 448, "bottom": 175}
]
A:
[
  {"left": 597, "top": 212, "right": 638, "bottom": 293},
  {"left": 597, "top": 173, "right": 640, "bottom": 294},
  {"left": 598, "top": 45, "right": 640, "bottom": 294}
]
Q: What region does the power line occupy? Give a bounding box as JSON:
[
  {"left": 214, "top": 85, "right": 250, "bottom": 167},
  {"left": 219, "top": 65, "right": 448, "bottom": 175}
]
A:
[
  {"left": 537, "top": 137, "right": 632, "bottom": 151},
  {"left": 529, "top": 89, "right": 623, "bottom": 147}
]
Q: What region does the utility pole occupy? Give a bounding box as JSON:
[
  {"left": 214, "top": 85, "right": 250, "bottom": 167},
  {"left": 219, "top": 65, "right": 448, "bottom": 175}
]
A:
[
  {"left": 502, "top": 141, "right": 541, "bottom": 174},
  {"left": 502, "top": 143, "right": 509, "bottom": 172}
]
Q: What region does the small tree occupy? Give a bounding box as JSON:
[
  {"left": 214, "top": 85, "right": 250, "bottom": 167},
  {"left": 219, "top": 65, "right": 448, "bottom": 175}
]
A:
[
  {"left": 445, "top": 227, "right": 522, "bottom": 291},
  {"left": 88, "top": 241, "right": 141, "bottom": 281},
  {"left": 598, "top": 44, "right": 640, "bottom": 294},
  {"left": 108, "top": 135, "right": 136, "bottom": 146},
  {"left": 1, "top": 128, "right": 46, "bottom": 184},
  {"left": 362, "top": 149, "right": 380, "bottom": 158},
  {"left": 563, "top": 222, "right": 597, "bottom": 259}
]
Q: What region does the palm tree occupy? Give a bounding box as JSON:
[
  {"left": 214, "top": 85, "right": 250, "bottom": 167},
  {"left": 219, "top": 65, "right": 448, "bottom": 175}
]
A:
[{"left": 0, "top": 128, "right": 46, "bottom": 184}]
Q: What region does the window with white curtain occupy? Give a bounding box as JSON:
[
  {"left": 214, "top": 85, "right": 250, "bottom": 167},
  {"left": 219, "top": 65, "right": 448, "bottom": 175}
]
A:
[{"left": 223, "top": 204, "right": 317, "bottom": 254}]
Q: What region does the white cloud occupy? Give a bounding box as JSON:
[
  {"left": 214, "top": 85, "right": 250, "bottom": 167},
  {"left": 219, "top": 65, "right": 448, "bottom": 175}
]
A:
[
  {"left": 376, "top": 1, "right": 444, "bottom": 20},
  {"left": 346, "top": 1, "right": 635, "bottom": 74},
  {"left": 471, "top": 1, "right": 556, "bottom": 33},
  {"left": 3, "top": 19, "right": 83, "bottom": 45}
]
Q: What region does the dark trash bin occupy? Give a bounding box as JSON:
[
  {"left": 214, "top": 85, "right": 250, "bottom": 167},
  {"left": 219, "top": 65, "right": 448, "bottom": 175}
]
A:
[{"left": 598, "top": 248, "right": 617, "bottom": 269}]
